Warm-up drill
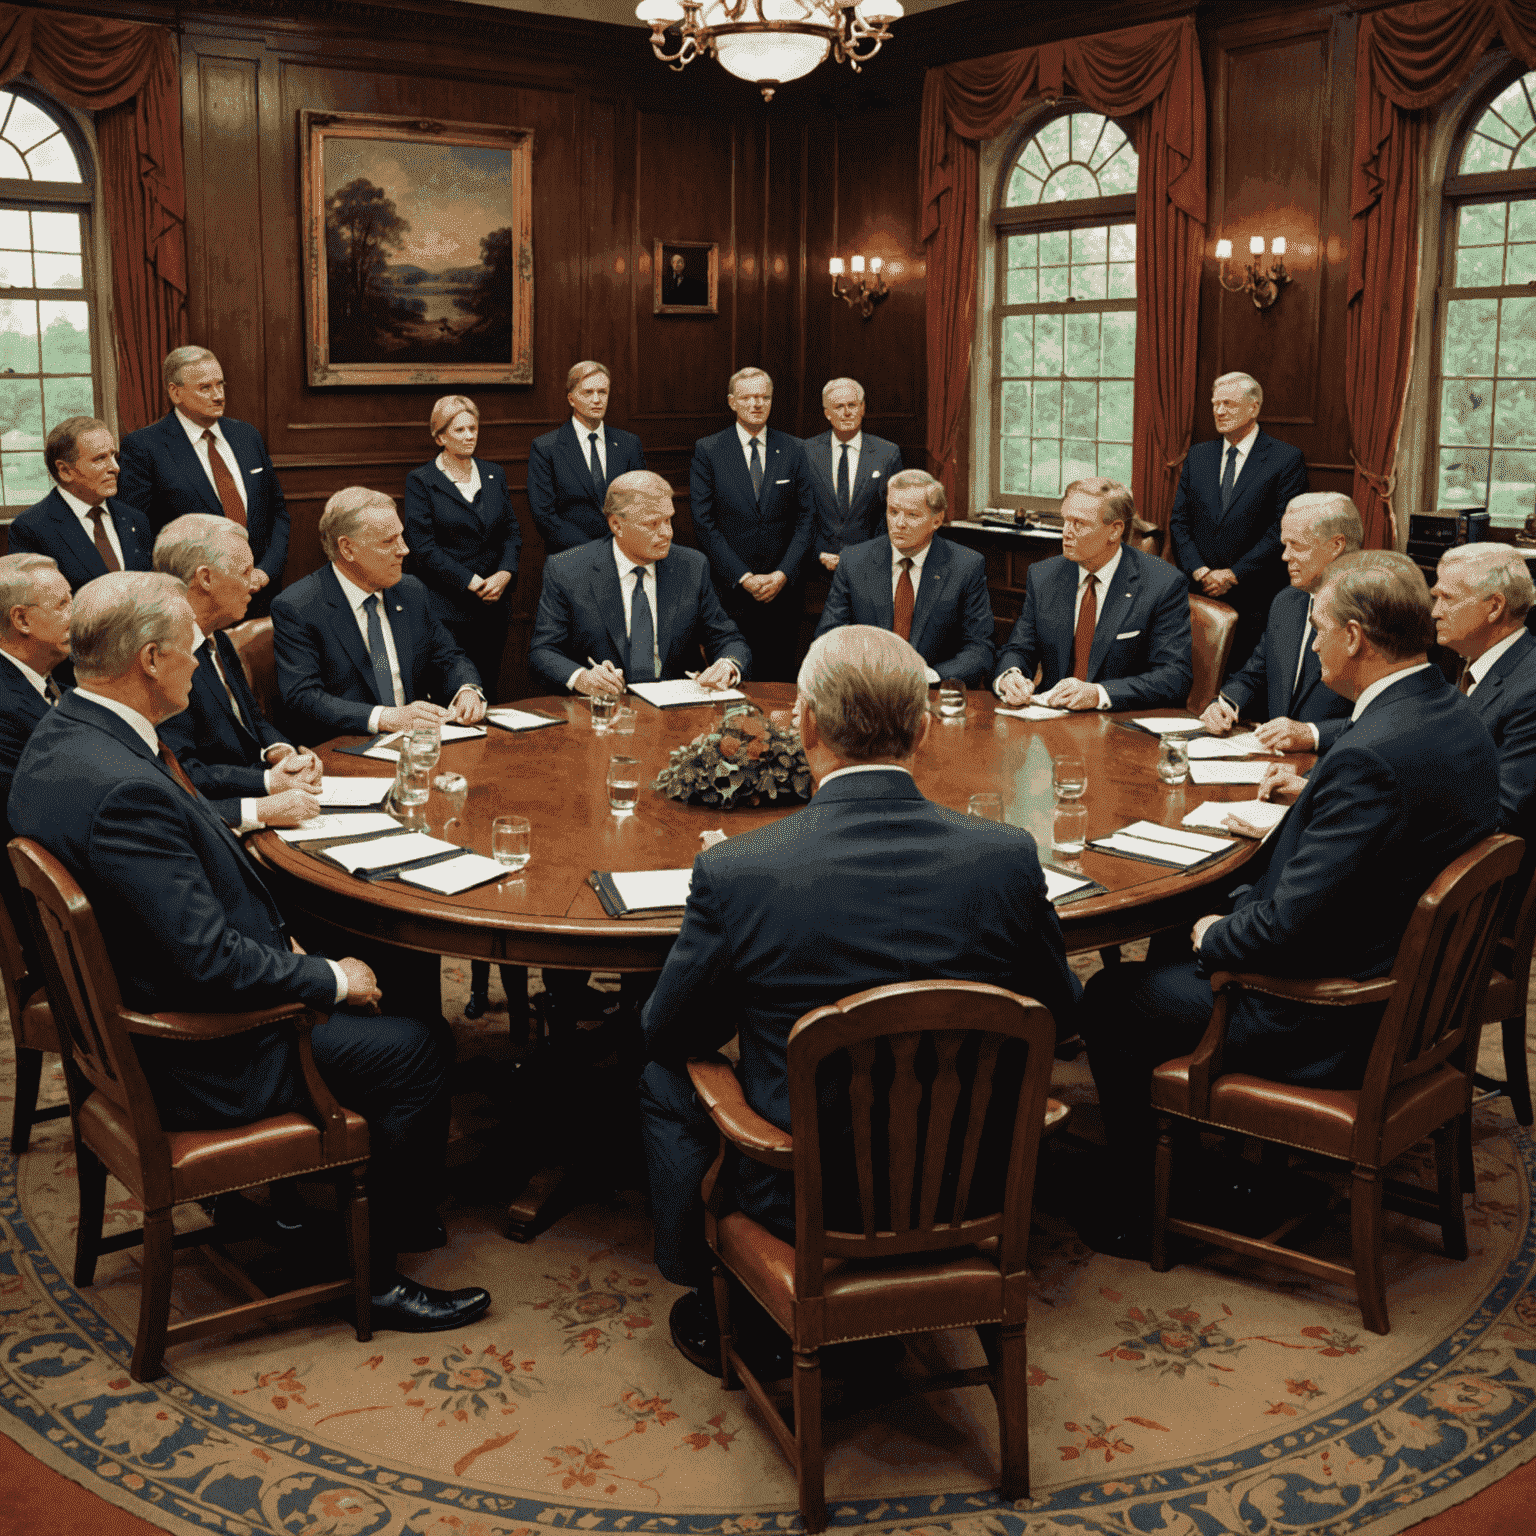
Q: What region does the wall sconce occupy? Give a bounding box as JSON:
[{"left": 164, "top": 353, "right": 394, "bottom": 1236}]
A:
[
  {"left": 830, "top": 254, "right": 888, "bottom": 319},
  {"left": 1215, "top": 235, "right": 1291, "bottom": 310}
]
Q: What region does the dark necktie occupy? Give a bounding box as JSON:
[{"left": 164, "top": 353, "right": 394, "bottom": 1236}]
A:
[
  {"left": 201, "top": 430, "right": 247, "bottom": 527},
  {"left": 1290, "top": 621, "right": 1314, "bottom": 709},
  {"left": 200, "top": 637, "right": 248, "bottom": 731},
  {"left": 157, "top": 741, "right": 200, "bottom": 798},
  {"left": 364, "top": 593, "right": 397, "bottom": 706},
  {"left": 43, "top": 675, "right": 60, "bottom": 704},
  {"left": 1459, "top": 664, "right": 1476, "bottom": 695},
  {"left": 893, "top": 557, "right": 915, "bottom": 641},
  {"left": 629, "top": 567, "right": 656, "bottom": 683},
  {"left": 1219, "top": 444, "right": 1238, "bottom": 511},
  {"left": 749, "top": 437, "right": 763, "bottom": 501},
  {"left": 1072, "top": 573, "right": 1098, "bottom": 680},
  {"left": 588, "top": 431, "right": 604, "bottom": 493},
  {"left": 87, "top": 508, "right": 120, "bottom": 572},
  {"left": 836, "top": 442, "right": 851, "bottom": 520}
]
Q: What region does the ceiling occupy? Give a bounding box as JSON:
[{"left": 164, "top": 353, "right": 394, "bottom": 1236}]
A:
[{"left": 456, "top": 0, "right": 967, "bottom": 25}]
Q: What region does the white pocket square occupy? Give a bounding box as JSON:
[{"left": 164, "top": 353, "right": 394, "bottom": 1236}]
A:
[
  {"left": 871, "top": 470, "right": 881, "bottom": 479},
  {"left": 249, "top": 467, "right": 263, "bottom": 474},
  {"left": 775, "top": 478, "right": 789, "bottom": 485},
  {"left": 1116, "top": 629, "right": 1141, "bottom": 640}
]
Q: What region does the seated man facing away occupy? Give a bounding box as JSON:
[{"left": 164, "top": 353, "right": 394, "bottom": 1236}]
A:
[
  {"left": 1200, "top": 492, "right": 1360, "bottom": 750},
  {"left": 1076, "top": 551, "right": 1498, "bottom": 1255},
  {"left": 154, "top": 513, "right": 323, "bottom": 831},
  {"left": 813, "top": 468, "right": 994, "bottom": 688},
  {"left": 8, "top": 571, "right": 490, "bottom": 1331},
  {"left": 272, "top": 486, "right": 485, "bottom": 746},
  {"left": 993, "top": 477, "right": 1192, "bottom": 712},
  {"left": 528, "top": 468, "right": 751, "bottom": 698},
  {"left": 639, "top": 625, "right": 1080, "bottom": 1376}
]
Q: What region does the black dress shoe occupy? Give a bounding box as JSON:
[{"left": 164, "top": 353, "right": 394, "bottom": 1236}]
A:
[
  {"left": 369, "top": 1275, "right": 491, "bottom": 1332},
  {"left": 393, "top": 1215, "right": 448, "bottom": 1252},
  {"left": 464, "top": 988, "right": 490, "bottom": 1021},
  {"left": 669, "top": 1290, "right": 722, "bottom": 1377}
]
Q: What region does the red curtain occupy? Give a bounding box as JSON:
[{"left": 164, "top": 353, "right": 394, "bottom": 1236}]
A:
[
  {"left": 1349, "top": 1, "right": 1536, "bottom": 548},
  {"left": 920, "top": 18, "right": 1206, "bottom": 530},
  {"left": 0, "top": 5, "right": 185, "bottom": 436}
]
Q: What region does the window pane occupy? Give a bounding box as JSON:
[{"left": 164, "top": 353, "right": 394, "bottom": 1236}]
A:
[
  {"left": 31, "top": 211, "right": 80, "bottom": 254},
  {"left": 0, "top": 141, "right": 24, "bottom": 178},
  {"left": 25, "top": 134, "right": 79, "bottom": 182},
  {"left": 0, "top": 299, "right": 39, "bottom": 373},
  {"left": 1063, "top": 439, "right": 1096, "bottom": 484},
  {"left": 1509, "top": 243, "right": 1536, "bottom": 284},
  {"left": 0, "top": 377, "right": 43, "bottom": 450},
  {"left": 1042, "top": 163, "right": 1098, "bottom": 202},
  {"left": 1108, "top": 260, "right": 1136, "bottom": 299},
  {"left": 0, "top": 209, "right": 27, "bottom": 247},
  {"left": 43, "top": 375, "right": 92, "bottom": 425},
  {"left": 1101, "top": 311, "right": 1136, "bottom": 376},
  {"left": 1003, "top": 111, "right": 1139, "bottom": 208},
  {"left": 34, "top": 253, "right": 81, "bottom": 289},
  {"left": 1033, "top": 380, "right": 1061, "bottom": 437},
  {"left": 1099, "top": 441, "right": 1132, "bottom": 482},
  {"left": 1002, "top": 315, "right": 1031, "bottom": 375},
  {"left": 1458, "top": 241, "right": 1504, "bottom": 286},
  {"left": 1100, "top": 380, "right": 1134, "bottom": 440},
  {"left": 1439, "top": 447, "right": 1489, "bottom": 504},
  {"left": 1444, "top": 298, "right": 1498, "bottom": 376},
  {"left": 0, "top": 249, "right": 32, "bottom": 287},
  {"left": 1498, "top": 295, "right": 1536, "bottom": 375},
  {"left": 1063, "top": 381, "right": 1097, "bottom": 440},
  {"left": 1006, "top": 267, "right": 1038, "bottom": 304},
  {"left": 0, "top": 449, "right": 45, "bottom": 505},
  {"left": 1490, "top": 448, "right": 1536, "bottom": 524},
  {"left": 1031, "top": 438, "right": 1061, "bottom": 497},
  {"left": 1001, "top": 381, "right": 1031, "bottom": 436},
  {"left": 1461, "top": 202, "right": 1506, "bottom": 246},
  {"left": 1442, "top": 379, "right": 1493, "bottom": 445},
  {"left": 1495, "top": 378, "right": 1536, "bottom": 445},
  {"left": 1461, "top": 74, "right": 1536, "bottom": 174},
  {"left": 40, "top": 300, "right": 89, "bottom": 372},
  {"left": 1000, "top": 436, "right": 1030, "bottom": 495},
  {"left": 1034, "top": 314, "right": 1063, "bottom": 375},
  {"left": 1063, "top": 312, "right": 1100, "bottom": 377}
]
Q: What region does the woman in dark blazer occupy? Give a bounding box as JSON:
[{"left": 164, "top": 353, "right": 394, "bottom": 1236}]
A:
[
  {"left": 402, "top": 394, "right": 521, "bottom": 697},
  {"left": 403, "top": 395, "right": 522, "bottom": 1019}
]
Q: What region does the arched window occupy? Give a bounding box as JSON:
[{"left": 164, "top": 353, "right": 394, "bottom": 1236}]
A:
[
  {"left": 0, "top": 85, "right": 98, "bottom": 513},
  {"left": 1431, "top": 70, "right": 1536, "bottom": 525},
  {"left": 990, "top": 109, "right": 1137, "bottom": 511}
]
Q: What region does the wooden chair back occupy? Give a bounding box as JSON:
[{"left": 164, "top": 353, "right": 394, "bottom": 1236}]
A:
[
  {"left": 1187, "top": 594, "right": 1238, "bottom": 711},
  {"left": 226, "top": 617, "right": 277, "bottom": 720},
  {"left": 1129, "top": 518, "right": 1165, "bottom": 558},
  {"left": 784, "top": 980, "right": 1055, "bottom": 1300},
  {"left": 0, "top": 872, "right": 43, "bottom": 1043}
]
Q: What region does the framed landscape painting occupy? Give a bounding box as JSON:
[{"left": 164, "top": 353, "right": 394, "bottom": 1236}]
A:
[{"left": 301, "top": 110, "right": 533, "bottom": 387}]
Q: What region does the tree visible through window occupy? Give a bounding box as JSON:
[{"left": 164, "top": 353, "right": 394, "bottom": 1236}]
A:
[
  {"left": 0, "top": 87, "right": 95, "bottom": 512},
  {"left": 991, "top": 110, "right": 1137, "bottom": 512}
]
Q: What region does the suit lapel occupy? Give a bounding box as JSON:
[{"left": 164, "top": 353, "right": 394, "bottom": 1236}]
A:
[
  {"left": 319, "top": 567, "right": 382, "bottom": 703},
  {"left": 1222, "top": 433, "right": 1270, "bottom": 522},
  {"left": 850, "top": 440, "right": 881, "bottom": 521},
  {"left": 383, "top": 586, "right": 414, "bottom": 700},
  {"left": 865, "top": 540, "right": 896, "bottom": 630},
  {"left": 559, "top": 422, "right": 602, "bottom": 510},
  {"left": 590, "top": 547, "right": 628, "bottom": 661},
  {"left": 720, "top": 428, "right": 759, "bottom": 510},
  {"left": 108, "top": 499, "right": 144, "bottom": 568},
  {"left": 1087, "top": 552, "right": 1139, "bottom": 678},
  {"left": 653, "top": 554, "right": 682, "bottom": 666},
  {"left": 909, "top": 538, "right": 947, "bottom": 651},
  {"left": 160, "top": 414, "right": 224, "bottom": 517},
  {"left": 45, "top": 492, "right": 105, "bottom": 579},
  {"left": 1046, "top": 560, "right": 1080, "bottom": 679},
  {"left": 208, "top": 631, "right": 260, "bottom": 747}
]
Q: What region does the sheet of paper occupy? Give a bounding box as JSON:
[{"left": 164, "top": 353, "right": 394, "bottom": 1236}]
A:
[
  {"left": 1183, "top": 798, "right": 1288, "bottom": 835},
  {"left": 1090, "top": 832, "right": 1211, "bottom": 868},
  {"left": 327, "top": 831, "right": 458, "bottom": 874},
  {"left": 626, "top": 680, "right": 747, "bottom": 708},
  {"left": 1186, "top": 732, "right": 1277, "bottom": 759},
  {"left": 1044, "top": 868, "right": 1093, "bottom": 902},
  {"left": 361, "top": 745, "right": 402, "bottom": 762},
  {"left": 398, "top": 852, "right": 508, "bottom": 894},
  {"left": 318, "top": 777, "right": 394, "bottom": 808},
  {"left": 1130, "top": 716, "right": 1206, "bottom": 735},
  {"left": 486, "top": 707, "right": 561, "bottom": 731},
  {"left": 610, "top": 868, "right": 694, "bottom": 910},
  {"left": 1119, "top": 820, "right": 1235, "bottom": 855},
  {"left": 994, "top": 704, "right": 1070, "bottom": 720},
  {"left": 438, "top": 723, "right": 486, "bottom": 742},
  {"left": 273, "top": 812, "right": 400, "bottom": 843},
  {"left": 1189, "top": 760, "right": 1269, "bottom": 784}
]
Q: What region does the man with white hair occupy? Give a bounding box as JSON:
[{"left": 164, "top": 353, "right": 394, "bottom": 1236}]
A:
[
  {"left": 802, "top": 377, "right": 904, "bottom": 571},
  {"left": 8, "top": 571, "right": 491, "bottom": 1332},
  {"left": 1169, "top": 371, "right": 1309, "bottom": 670},
  {"left": 638, "top": 625, "right": 1079, "bottom": 1377}
]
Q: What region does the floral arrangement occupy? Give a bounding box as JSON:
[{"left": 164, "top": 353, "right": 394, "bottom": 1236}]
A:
[{"left": 651, "top": 702, "right": 812, "bottom": 810}]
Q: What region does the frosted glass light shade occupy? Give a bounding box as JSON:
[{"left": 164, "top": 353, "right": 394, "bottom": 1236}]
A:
[
  {"left": 636, "top": 0, "right": 685, "bottom": 22},
  {"left": 1272, "top": 237, "right": 1286, "bottom": 257},
  {"left": 705, "top": 1, "right": 833, "bottom": 84},
  {"left": 856, "top": 0, "right": 904, "bottom": 19},
  {"left": 1215, "top": 239, "right": 1232, "bottom": 259},
  {"left": 1249, "top": 235, "right": 1266, "bottom": 256}
]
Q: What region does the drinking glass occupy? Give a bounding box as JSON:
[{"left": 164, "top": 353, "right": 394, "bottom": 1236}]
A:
[
  {"left": 393, "top": 749, "right": 430, "bottom": 809},
  {"left": 1052, "top": 753, "right": 1088, "bottom": 801},
  {"left": 492, "top": 815, "right": 531, "bottom": 870},
  {"left": 407, "top": 722, "right": 441, "bottom": 771},
  {"left": 1052, "top": 802, "right": 1088, "bottom": 855},
  {"left": 938, "top": 680, "right": 967, "bottom": 719},
  {"left": 607, "top": 755, "right": 641, "bottom": 813},
  {"left": 589, "top": 694, "right": 616, "bottom": 732},
  {"left": 967, "top": 792, "right": 1003, "bottom": 821},
  {"left": 1157, "top": 737, "right": 1191, "bottom": 785},
  {"left": 610, "top": 707, "right": 638, "bottom": 736}
]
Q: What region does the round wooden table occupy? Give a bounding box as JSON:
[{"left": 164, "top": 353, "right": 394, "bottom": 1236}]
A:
[{"left": 251, "top": 683, "right": 1314, "bottom": 965}]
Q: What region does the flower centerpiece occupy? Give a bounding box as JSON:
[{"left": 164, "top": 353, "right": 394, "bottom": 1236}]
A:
[{"left": 651, "top": 702, "right": 812, "bottom": 810}]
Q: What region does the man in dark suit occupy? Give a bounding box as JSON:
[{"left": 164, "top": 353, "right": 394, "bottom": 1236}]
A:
[
  {"left": 8, "top": 417, "right": 153, "bottom": 590},
  {"left": 639, "top": 625, "right": 1080, "bottom": 1375},
  {"left": 993, "top": 477, "right": 1192, "bottom": 711},
  {"left": 154, "top": 514, "right": 323, "bottom": 830},
  {"left": 1169, "top": 371, "right": 1309, "bottom": 671},
  {"left": 1200, "top": 491, "right": 1360, "bottom": 752},
  {"left": 689, "top": 367, "right": 817, "bottom": 682},
  {"left": 1077, "top": 552, "right": 1499, "bottom": 1252},
  {"left": 814, "top": 469, "right": 994, "bottom": 688},
  {"left": 527, "top": 361, "right": 647, "bottom": 553},
  {"left": 528, "top": 470, "right": 750, "bottom": 696},
  {"left": 662, "top": 250, "right": 709, "bottom": 308},
  {"left": 271, "top": 487, "right": 485, "bottom": 746},
  {"left": 7, "top": 571, "right": 490, "bottom": 1331},
  {"left": 116, "top": 346, "right": 290, "bottom": 614},
  {"left": 0, "top": 554, "right": 70, "bottom": 827},
  {"left": 802, "top": 377, "right": 904, "bottom": 571}
]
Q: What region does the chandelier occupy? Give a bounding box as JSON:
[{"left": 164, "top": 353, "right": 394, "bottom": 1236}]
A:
[{"left": 635, "top": 1, "right": 905, "bottom": 101}]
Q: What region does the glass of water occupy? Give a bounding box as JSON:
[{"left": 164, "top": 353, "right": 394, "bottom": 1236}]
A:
[
  {"left": 1157, "top": 737, "right": 1191, "bottom": 785},
  {"left": 407, "top": 721, "right": 441, "bottom": 770},
  {"left": 1052, "top": 753, "right": 1088, "bottom": 801},
  {"left": 393, "top": 749, "right": 431, "bottom": 810},
  {"left": 607, "top": 754, "right": 641, "bottom": 814},
  {"left": 492, "top": 815, "right": 531, "bottom": 871},
  {"left": 610, "top": 707, "right": 638, "bottom": 736},
  {"left": 590, "top": 694, "right": 616, "bottom": 732},
  {"left": 938, "top": 680, "right": 966, "bottom": 719},
  {"left": 967, "top": 792, "right": 1003, "bottom": 821},
  {"left": 1052, "top": 802, "right": 1088, "bottom": 855}
]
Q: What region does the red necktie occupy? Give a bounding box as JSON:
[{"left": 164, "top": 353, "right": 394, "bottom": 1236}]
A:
[
  {"left": 893, "top": 557, "right": 915, "bottom": 641},
  {"left": 1072, "top": 573, "right": 1098, "bottom": 680},
  {"left": 87, "top": 508, "right": 120, "bottom": 572},
  {"left": 201, "top": 430, "right": 247, "bottom": 527},
  {"left": 158, "top": 741, "right": 200, "bottom": 798},
  {"left": 1459, "top": 665, "right": 1475, "bottom": 695}
]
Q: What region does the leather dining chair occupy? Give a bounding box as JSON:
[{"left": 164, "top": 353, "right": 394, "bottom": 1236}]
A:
[
  {"left": 226, "top": 615, "right": 279, "bottom": 721},
  {"left": 688, "top": 979, "right": 1061, "bottom": 1533},
  {"left": 1148, "top": 832, "right": 1523, "bottom": 1336},
  {"left": 1187, "top": 594, "right": 1238, "bottom": 712},
  {"left": 0, "top": 884, "right": 67, "bottom": 1154},
  {"left": 1470, "top": 866, "right": 1536, "bottom": 1127},
  {"left": 1129, "top": 517, "right": 1165, "bottom": 558},
  {"left": 10, "top": 837, "right": 375, "bottom": 1382}
]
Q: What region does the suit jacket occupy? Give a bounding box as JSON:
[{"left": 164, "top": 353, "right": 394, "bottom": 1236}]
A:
[
  {"left": 1200, "top": 666, "right": 1498, "bottom": 1085},
  {"left": 814, "top": 534, "right": 995, "bottom": 687},
  {"left": 801, "top": 430, "right": 904, "bottom": 556},
  {"left": 271, "top": 566, "right": 481, "bottom": 744},
  {"left": 528, "top": 541, "right": 750, "bottom": 692},
  {"left": 642, "top": 769, "right": 1080, "bottom": 1236},
  {"left": 689, "top": 425, "right": 816, "bottom": 594},
  {"left": 1467, "top": 630, "right": 1536, "bottom": 843},
  {"left": 1220, "top": 584, "right": 1352, "bottom": 747},
  {"left": 1168, "top": 430, "right": 1309, "bottom": 610},
  {"left": 0, "top": 653, "right": 54, "bottom": 973},
  {"left": 7, "top": 489, "right": 153, "bottom": 591},
  {"left": 116, "top": 412, "right": 290, "bottom": 587},
  {"left": 157, "top": 627, "right": 287, "bottom": 824},
  {"left": 9, "top": 692, "right": 338, "bottom": 1124},
  {"left": 996, "top": 544, "right": 1193, "bottom": 710},
  {"left": 527, "top": 422, "right": 646, "bottom": 553},
  {"left": 402, "top": 457, "right": 522, "bottom": 624}
]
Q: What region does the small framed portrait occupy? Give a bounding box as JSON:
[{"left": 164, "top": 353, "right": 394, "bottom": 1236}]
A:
[{"left": 654, "top": 240, "right": 717, "bottom": 315}]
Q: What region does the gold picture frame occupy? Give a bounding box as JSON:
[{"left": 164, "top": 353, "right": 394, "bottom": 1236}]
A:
[{"left": 654, "top": 240, "right": 718, "bottom": 315}]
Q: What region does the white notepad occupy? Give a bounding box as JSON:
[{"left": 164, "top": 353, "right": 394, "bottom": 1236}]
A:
[
  {"left": 611, "top": 868, "right": 694, "bottom": 910},
  {"left": 1131, "top": 716, "right": 1206, "bottom": 735},
  {"left": 318, "top": 777, "right": 394, "bottom": 808},
  {"left": 1044, "top": 868, "right": 1093, "bottom": 902},
  {"left": 995, "top": 704, "right": 1070, "bottom": 720},
  {"left": 1186, "top": 732, "right": 1276, "bottom": 759},
  {"left": 398, "top": 852, "right": 508, "bottom": 894},
  {"left": 1189, "top": 761, "right": 1269, "bottom": 784},
  {"left": 486, "top": 707, "right": 561, "bottom": 731},
  {"left": 273, "top": 812, "right": 400, "bottom": 843},
  {"left": 1091, "top": 832, "right": 1212, "bottom": 867},
  {"left": 1119, "top": 820, "right": 1235, "bottom": 855},
  {"left": 626, "top": 680, "right": 747, "bottom": 708},
  {"left": 1183, "top": 798, "right": 1288, "bottom": 836},
  {"left": 438, "top": 723, "right": 486, "bottom": 742},
  {"left": 327, "top": 831, "right": 458, "bottom": 874}
]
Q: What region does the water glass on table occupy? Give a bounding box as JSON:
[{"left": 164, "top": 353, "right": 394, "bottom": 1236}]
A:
[
  {"left": 610, "top": 707, "right": 638, "bottom": 736},
  {"left": 1052, "top": 802, "right": 1088, "bottom": 855},
  {"left": 407, "top": 721, "right": 441, "bottom": 770},
  {"left": 607, "top": 755, "right": 641, "bottom": 813},
  {"left": 393, "top": 749, "right": 431, "bottom": 810},
  {"left": 589, "top": 695, "right": 616, "bottom": 732},
  {"left": 492, "top": 815, "right": 531, "bottom": 871},
  {"left": 938, "top": 680, "right": 967, "bottom": 719},
  {"left": 1052, "top": 752, "right": 1087, "bottom": 801},
  {"left": 967, "top": 792, "right": 1003, "bottom": 821},
  {"left": 1157, "top": 737, "right": 1191, "bottom": 784}
]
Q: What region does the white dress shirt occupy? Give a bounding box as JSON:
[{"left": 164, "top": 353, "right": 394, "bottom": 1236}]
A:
[
  {"left": 830, "top": 431, "right": 862, "bottom": 499},
  {"left": 175, "top": 409, "right": 247, "bottom": 513},
  {"left": 0, "top": 646, "right": 50, "bottom": 699},
  {"left": 892, "top": 539, "right": 941, "bottom": 684},
  {"left": 436, "top": 452, "right": 481, "bottom": 504},
  {"left": 1219, "top": 421, "right": 1260, "bottom": 494},
  {"left": 58, "top": 484, "right": 125, "bottom": 568},
  {"left": 1350, "top": 662, "right": 1434, "bottom": 721},
  {"left": 572, "top": 418, "right": 606, "bottom": 481},
  {"left": 1467, "top": 628, "right": 1526, "bottom": 692},
  {"left": 332, "top": 565, "right": 405, "bottom": 731},
  {"left": 734, "top": 422, "right": 771, "bottom": 586},
  {"left": 993, "top": 544, "right": 1121, "bottom": 708}
]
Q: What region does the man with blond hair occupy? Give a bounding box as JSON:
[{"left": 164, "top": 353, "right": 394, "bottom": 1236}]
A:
[{"left": 639, "top": 625, "right": 1078, "bottom": 1376}]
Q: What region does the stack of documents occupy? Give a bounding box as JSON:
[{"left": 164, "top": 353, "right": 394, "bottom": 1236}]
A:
[
  {"left": 1130, "top": 716, "right": 1206, "bottom": 735},
  {"left": 274, "top": 811, "right": 400, "bottom": 843},
  {"left": 1043, "top": 867, "right": 1094, "bottom": 902},
  {"left": 627, "top": 680, "right": 747, "bottom": 708},
  {"left": 398, "top": 852, "right": 509, "bottom": 894},
  {"left": 326, "top": 831, "right": 458, "bottom": 875},
  {"left": 1186, "top": 732, "right": 1278, "bottom": 759},
  {"left": 485, "top": 706, "right": 563, "bottom": 732},
  {"left": 318, "top": 777, "right": 393, "bottom": 808},
  {"left": 1189, "top": 760, "right": 1270, "bottom": 784},
  {"left": 995, "top": 704, "right": 1070, "bottom": 720},
  {"left": 611, "top": 868, "right": 694, "bottom": 910},
  {"left": 1182, "top": 798, "right": 1288, "bottom": 836},
  {"left": 1089, "top": 819, "right": 1236, "bottom": 868}
]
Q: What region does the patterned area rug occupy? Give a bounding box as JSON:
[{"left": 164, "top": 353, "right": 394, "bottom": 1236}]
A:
[{"left": 2, "top": 961, "right": 1536, "bottom": 1536}]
